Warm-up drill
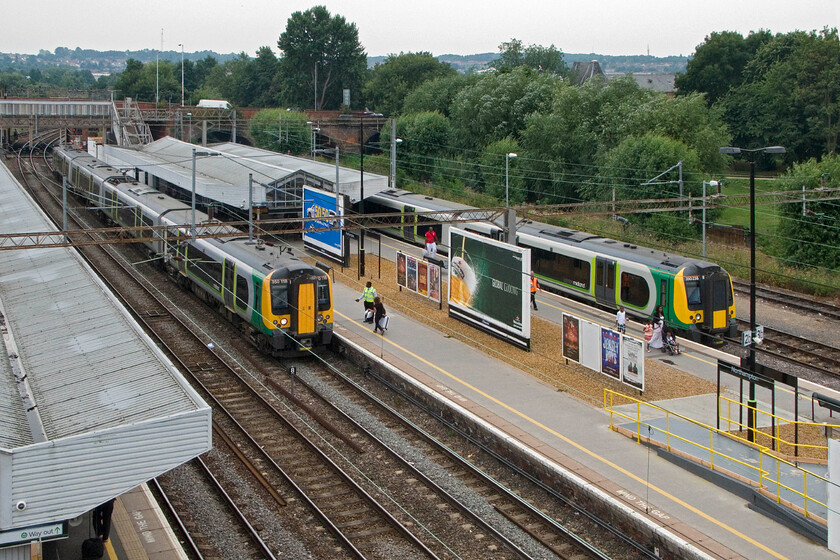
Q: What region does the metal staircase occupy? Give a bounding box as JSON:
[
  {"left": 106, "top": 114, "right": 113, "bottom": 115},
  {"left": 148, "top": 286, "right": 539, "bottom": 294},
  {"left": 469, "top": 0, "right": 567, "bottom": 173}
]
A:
[{"left": 110, "top": 97, "right": 153, "bottom": 147}]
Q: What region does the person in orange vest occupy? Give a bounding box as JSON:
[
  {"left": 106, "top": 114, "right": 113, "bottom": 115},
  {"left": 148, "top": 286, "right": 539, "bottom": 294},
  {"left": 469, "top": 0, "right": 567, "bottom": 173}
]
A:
[{"left": 530, "top": 270, "right": 539, "bottom": 311}]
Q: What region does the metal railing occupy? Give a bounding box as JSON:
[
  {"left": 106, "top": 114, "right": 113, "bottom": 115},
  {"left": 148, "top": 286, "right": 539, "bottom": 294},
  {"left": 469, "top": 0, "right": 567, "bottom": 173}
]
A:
[{"left": 604, "top": 389, "right": 829, "bottom": 520}]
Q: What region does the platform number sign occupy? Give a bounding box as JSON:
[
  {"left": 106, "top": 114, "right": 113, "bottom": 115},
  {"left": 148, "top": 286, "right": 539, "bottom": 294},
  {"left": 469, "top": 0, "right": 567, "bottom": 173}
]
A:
[
  {"left": 754, "top": 325, "right": 764, "bottom": 344},
  {"left": 742, "top": 330, "right": 752, "bottom": 347}
]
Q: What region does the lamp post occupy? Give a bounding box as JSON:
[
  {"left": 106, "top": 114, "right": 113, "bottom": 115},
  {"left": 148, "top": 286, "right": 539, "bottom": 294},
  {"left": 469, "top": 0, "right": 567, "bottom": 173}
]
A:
[
  {"left": 178, "top": 43, "right": 184, "bottom": 106},
  {"left": 719, "top": 145, "right": 786, "bottom": 442},
  {"left": 187, "top": 112, "right": 192, "bottom": 143},
  {"left": 505, "top": 152, "right": 517, "bottom": 209},
  {"left": 389, "top": 119, "right": 402, "bottom": 188},
  {"left": 701, "top": 180, "right": 719, "bottom": 259},
  {"left": 191, "top": 148, "right": 221, "bottom": 238}
]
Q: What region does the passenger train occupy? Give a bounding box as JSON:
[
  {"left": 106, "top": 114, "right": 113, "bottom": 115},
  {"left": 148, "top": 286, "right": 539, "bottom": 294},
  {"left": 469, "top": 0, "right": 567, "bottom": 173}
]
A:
[
  {"left": 366, "top": 188, "right": 737, "bottom": 342},
  {"left": 52, "top": 145, "right": 333, "bottom": 356}
]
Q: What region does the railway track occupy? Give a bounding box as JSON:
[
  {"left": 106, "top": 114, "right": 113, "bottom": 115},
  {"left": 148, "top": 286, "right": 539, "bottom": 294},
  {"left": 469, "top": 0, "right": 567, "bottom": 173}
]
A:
[
  {"left": 733, "top": 279, "right": 840, "bottom": 322},
  {"left": 18, "top": 147, "right": 439, "bottom": 558},
  {"left": 17, "top": 146, "right": 657, "bottom": 559},
  {"left": 735, "top": 319, "right": 840, "bottom": 378}
]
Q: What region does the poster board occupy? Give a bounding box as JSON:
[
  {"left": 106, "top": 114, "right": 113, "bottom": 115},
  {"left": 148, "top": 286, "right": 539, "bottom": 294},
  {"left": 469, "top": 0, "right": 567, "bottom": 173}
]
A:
[
  {"left": 302, "top": 185, "right": 344, "bottom": 261},
  {"left": 396, "top": 251, "right": 441, "bottom": 304},
  {"left": 448, "top": 228, "right": 531, "bottom": 350}
]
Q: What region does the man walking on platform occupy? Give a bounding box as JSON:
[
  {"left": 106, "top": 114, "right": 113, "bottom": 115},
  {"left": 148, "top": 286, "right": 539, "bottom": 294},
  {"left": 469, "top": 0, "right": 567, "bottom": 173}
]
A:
[
  {"left": 530, "top": 270, "right": 539, "bottom": 311},
  {"left": 356, "top": 281, "right": 377, "bottom": 322},
  {"left": 423, "top": 227, "right": 437, "bottom": 259}
]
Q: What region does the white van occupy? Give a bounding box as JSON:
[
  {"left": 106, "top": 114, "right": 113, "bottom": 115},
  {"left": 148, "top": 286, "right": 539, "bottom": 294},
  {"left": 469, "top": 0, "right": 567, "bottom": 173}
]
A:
[{"left": 196, "top": 99, "right": 232, "bottom": 109}]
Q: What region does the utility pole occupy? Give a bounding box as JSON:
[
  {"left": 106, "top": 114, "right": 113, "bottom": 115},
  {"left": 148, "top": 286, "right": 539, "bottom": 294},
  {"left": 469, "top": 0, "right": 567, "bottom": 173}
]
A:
[{"left": 359, "top": 119, "right": 365, "bottom": 276}]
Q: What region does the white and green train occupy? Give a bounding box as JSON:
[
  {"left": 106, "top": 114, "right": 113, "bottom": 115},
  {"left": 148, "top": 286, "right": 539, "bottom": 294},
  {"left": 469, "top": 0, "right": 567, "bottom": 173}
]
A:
[{"left": 367, "top": 188, "right": 737, "bottom": 342}]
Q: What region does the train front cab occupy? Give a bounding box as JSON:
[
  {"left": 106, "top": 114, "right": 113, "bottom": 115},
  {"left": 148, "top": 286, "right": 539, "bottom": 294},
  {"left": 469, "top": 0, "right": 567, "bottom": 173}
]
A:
[
  {"left": 674, "top": 266, "right": 737, "bottom": 342},
  {"left": 261, "top": 267, "right": 333, "bottom": 355}
]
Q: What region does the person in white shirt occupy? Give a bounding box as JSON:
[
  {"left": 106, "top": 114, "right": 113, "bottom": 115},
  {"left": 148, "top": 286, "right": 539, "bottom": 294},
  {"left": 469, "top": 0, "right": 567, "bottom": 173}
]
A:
[{"left": 616, "top": 305, "right": 626, "bottom": 333}]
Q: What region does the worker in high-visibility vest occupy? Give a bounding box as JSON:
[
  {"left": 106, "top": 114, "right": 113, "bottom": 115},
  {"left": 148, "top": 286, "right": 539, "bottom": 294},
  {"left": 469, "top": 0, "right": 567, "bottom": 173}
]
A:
[
  {"left": 356, "top": 281, "right": 377, "bottom": 322},
  {"left": 530, "top": 271, "right": 539, "bottom": 311}
]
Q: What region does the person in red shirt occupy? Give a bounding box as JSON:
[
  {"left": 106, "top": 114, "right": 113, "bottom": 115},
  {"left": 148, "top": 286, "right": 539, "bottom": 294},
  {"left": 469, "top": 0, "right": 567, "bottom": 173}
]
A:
[{"left": 424, "top": 227, "right": 437, "bottom": 258}]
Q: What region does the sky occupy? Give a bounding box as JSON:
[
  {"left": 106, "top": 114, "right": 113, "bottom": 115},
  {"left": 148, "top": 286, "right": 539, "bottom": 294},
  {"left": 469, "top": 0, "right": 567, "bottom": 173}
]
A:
[{"left": 3, "top": 1, "right": 838, "bottom": 58}]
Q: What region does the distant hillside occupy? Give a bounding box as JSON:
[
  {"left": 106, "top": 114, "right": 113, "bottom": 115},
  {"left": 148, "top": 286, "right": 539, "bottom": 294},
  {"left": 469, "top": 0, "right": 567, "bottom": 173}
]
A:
[
  {"left": 1, "top": 47, "right": 687, "bottom": 77},
  {"left": 0, "top": 47, "right": 241, "bottom": 75},
  {"left": 369, "top": 52, "right": 688, "bottom": 74}
]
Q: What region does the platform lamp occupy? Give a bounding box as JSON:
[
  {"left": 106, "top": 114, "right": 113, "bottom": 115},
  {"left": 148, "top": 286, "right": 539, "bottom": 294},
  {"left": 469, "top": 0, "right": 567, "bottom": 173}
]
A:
[
  {"left": 178, "top": 43, "right": 184, "bottom": 106},
  {"left": 191, "top": 148, "right": 221, "bottom": 238},
  {"left": 719, "top": 145, "right": 786, "bottom": 442}
]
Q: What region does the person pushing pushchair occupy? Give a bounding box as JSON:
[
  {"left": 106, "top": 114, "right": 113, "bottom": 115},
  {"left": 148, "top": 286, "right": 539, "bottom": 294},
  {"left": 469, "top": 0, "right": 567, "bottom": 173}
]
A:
[{"left": 663, "top": 328, "right": 680, "bottom": 355}]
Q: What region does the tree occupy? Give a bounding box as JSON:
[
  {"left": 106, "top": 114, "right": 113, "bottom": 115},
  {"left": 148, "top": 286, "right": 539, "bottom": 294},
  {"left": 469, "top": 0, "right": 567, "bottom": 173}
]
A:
[
  {"left": 722, "top": 29, "right": 840, "bottom": 161},
  {"left": 775, "top": 155, "right": 840, "bottom": 270},
  {"left": 674, "top": 30, "right": 772, "bottom": 104},
  {"left": 249, "top": 109, "right": 311, "bottom": 154},
  {"left": 589, "top": 134, "right": 702, "bottom": 240},
  {"left": 384, "top": 111, "right": 452, "bottom": 182},
  {"left": 402, "top": 73, "right": 478, "bottom": 117},
  {"left": 519, "top": 77, "right": 651, "bottom": 203},
  {"left": 449, "top": 66, "right": 559, "bottom": 152},
  {"left": 480, "top": 139, "right": 522, "bottom": 202},
  {"left": 277, "top": 6, "right": 366, "bottom": 110},
  {"left": 491, "top": 39, "right": 567, "bottom": 75},
  {"left": 363, "top": 52, "right": 456, "bottom": 116}
]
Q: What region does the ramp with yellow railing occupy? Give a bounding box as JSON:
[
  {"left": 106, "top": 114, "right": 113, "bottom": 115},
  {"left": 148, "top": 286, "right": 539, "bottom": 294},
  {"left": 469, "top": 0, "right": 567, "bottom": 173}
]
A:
[{"left": 604, "top": 389, "right": 831, "bottom": 530}]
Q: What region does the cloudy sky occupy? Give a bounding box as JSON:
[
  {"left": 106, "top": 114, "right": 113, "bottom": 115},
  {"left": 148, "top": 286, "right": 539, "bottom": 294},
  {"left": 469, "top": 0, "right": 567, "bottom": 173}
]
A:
[{"left": 3, "top": 1, "right": 837, "bottom": 58}]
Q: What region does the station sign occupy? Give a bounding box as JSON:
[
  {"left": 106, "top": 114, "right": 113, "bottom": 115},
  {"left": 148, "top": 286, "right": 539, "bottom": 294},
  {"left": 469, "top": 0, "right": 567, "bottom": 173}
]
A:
[{"left": 0, "top": 521, "right": 67, "bottom": 547}]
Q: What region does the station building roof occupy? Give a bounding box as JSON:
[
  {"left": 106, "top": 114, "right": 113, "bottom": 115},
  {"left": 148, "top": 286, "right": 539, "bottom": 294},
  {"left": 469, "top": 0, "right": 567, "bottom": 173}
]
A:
[
  {"left": 98, "top": 136, "right": 389, "bottom": 212},
  {"left": 0, "top": 161, "right": 211, "bottom": 533}
]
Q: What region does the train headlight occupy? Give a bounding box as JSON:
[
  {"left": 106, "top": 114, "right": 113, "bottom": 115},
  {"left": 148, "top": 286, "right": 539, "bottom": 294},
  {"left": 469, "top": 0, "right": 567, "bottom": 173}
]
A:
[
  {"left": 695, "top": 313, "right": 702, "bottom": 322},
  {"left": 318, "top": 314, "right": 324, "bottom": 323},
  {"left": 280, "top": 318, "right": 288, "bottom": 326}
]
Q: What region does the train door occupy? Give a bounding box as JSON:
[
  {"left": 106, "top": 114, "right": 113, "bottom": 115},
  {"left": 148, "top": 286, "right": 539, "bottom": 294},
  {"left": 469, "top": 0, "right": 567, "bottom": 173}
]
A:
[
  {"left": 296, "top": 280, "right": 316, "bottom": 335},
  {"left": 594, "top": 257, "right": 616, "bottom": 307},
  {"left": 704, "top": 272, "right": 729, "bottom": 330},
  {"left": 659, "top": 279, "right": 669, "bottom": 320},
  {"left": 402, "top": 205, "right": 415, "bottom": 242},
  {"left": 223, "top": 259, "right": 235, "bottom": 311}
]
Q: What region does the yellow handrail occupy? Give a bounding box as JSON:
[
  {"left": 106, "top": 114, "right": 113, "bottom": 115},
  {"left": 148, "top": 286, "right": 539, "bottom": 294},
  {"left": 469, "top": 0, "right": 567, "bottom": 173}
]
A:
[{"left": 604, "top": 389, "right": 827, "bottom": 519}]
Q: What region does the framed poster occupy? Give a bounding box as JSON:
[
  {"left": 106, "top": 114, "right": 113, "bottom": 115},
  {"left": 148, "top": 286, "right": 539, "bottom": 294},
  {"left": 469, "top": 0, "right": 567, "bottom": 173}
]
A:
[
  {"left": 407, "top": 256, "right": 417, "bottom": 292},
  {"left": 428, "top": 262, "right": 441, "bottom": 303},
  {"left": 600, "top": 328, "right": 621, "bottom": 380},
  {"left": 396, "top": 252, "right": 407, "bottom": 288},
  {"left": 417, "top": 260, "right": 428, "bottom": 296},
  {"left": 621, "top": 335, "right": 645, "bottom": 391},
  {"left": 562, "top": 313, "right": 580, "bottom": 363}
]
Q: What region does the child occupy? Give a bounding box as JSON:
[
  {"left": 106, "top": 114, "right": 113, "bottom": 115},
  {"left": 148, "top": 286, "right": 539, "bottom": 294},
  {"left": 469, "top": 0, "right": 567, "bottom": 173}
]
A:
[{"left": 643, "top": 320, "right": 653, "bottom": 351}]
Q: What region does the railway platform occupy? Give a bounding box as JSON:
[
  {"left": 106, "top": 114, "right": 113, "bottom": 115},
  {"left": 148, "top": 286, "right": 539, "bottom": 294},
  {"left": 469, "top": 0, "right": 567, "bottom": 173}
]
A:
[
  {"left": 48, "top": 484, "right": 185, "bottom": 560},
  {"left": 328, "top": 262, "right": 837, "bottom": 560}
]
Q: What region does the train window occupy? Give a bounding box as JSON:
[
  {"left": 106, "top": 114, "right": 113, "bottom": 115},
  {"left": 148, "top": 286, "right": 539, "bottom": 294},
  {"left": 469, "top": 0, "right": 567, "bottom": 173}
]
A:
[
  {"left": 317, "top": 277, "right": 331, "bottom": 310},
  {"left": 235, "top": 274, "right": 250, "bottom": 310},
  {"left": 685, "top": 279, "right": 702, "bottom": 306},
  {"left": 118, "top": 200, "right": 135, "bottom": 227},
  {"left": 187, "top": 247, "right": 223, "bottom": 292},
  {"left": 620, "top": 272, "right": 649, "bottom": 307},
  {"left": 270, "top": 283, "right": 290, "bottom": 314},
  {"left": 530, "top": 246, "right": 590, "bottom": 290}
]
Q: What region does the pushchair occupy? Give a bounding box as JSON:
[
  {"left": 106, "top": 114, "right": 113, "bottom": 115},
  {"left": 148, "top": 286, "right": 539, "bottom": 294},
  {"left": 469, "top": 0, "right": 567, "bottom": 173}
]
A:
[{"left": 663, "top": 329, "right": 681, "bottom": 355}]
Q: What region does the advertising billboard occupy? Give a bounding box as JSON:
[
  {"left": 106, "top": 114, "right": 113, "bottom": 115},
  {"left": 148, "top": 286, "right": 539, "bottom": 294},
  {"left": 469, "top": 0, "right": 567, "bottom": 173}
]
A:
[
  {"left": 302, "top": 186, "right": 344, "bottom": 261},
  {"left": 448, "top": 228, "right": 531, "bottom": 349}
]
